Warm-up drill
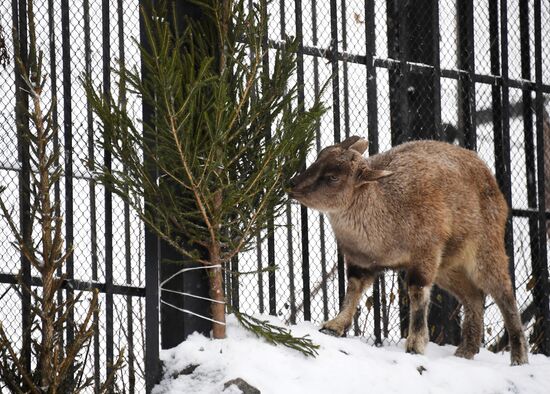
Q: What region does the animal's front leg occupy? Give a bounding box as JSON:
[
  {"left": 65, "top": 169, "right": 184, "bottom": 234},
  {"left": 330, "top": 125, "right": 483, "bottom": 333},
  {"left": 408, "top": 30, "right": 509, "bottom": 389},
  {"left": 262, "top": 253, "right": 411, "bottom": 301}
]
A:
[
  {"left": 320, "top": 265, "right": 375, "bottom": 337},
  {"left": 405, "top": 284, "right": 432, "bottom": 354},
  {"left": 405, "top": 253, "right": 439, "bottom": 354}
]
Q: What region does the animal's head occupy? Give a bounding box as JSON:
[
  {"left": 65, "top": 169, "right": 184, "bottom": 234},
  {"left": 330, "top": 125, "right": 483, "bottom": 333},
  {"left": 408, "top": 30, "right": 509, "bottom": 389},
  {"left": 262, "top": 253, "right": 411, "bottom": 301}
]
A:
[{"left": 287, "top": 136, "right": 393, "bottom": 213}]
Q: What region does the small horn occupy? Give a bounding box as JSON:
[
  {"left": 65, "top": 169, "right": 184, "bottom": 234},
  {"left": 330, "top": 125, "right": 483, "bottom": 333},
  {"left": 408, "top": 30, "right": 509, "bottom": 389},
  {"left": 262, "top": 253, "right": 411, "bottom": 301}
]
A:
[
  {"left": 339, "top": 136, "right": 363, "bottom": 150},
  {"left": 348, "top": 137, "right": 369, "bottom": 154}
]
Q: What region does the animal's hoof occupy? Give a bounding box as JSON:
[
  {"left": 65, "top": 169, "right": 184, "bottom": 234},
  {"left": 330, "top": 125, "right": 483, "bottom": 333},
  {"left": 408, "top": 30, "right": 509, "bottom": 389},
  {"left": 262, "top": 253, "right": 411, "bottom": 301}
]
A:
[
  {"left": 405, "top": 347, "right": 420, "bottom": 355},
  {"left": 454, "top": 346, "right": 477, "bottom": 360},
  {"left": 405, "top": 336, "right": 427, "bottom": 355},
  {"left": 510, "top": 355, "right": 528, "bottom": 366},
  {"left": 319, "top": 327, "right": 344, "bottom": 337}
]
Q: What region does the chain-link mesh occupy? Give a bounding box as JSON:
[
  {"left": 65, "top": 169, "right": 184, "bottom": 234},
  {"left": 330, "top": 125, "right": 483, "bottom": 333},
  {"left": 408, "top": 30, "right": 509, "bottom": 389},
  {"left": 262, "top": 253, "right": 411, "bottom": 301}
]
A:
[
  {"left": 3, "top": 1, "right": 550, "bottom": 392},
  {"left": 232, "top": 0, "right": 550, "bottom": 354},
  {"left": 1, "top": 0, "right": 146, "bottom": 392}
]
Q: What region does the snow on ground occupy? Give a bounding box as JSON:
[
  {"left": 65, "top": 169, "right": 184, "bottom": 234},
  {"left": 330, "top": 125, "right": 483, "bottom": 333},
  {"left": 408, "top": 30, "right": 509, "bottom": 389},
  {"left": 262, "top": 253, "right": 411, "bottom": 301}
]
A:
[{"left": 154, "top": 315, "right": 550, "bottom": 394}]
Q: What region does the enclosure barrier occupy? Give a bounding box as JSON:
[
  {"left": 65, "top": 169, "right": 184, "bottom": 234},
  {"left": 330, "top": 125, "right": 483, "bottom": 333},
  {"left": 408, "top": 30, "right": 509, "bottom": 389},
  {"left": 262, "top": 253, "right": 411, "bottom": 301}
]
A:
[{"left": 1, "top": 1, "right": 550, "bottom": 393}]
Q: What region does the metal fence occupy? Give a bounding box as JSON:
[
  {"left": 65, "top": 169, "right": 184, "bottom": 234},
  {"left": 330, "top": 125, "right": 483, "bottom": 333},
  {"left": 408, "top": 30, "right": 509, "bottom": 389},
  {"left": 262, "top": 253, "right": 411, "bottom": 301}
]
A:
[
  {"left": 2, "top": 1, "right": 550, "bottom": 393},
  {"left": 231, "top": 0, "right": 550, "bottom": 357},
  {"left": 0, "top": 0, "right": 149, "bottom": 392}
]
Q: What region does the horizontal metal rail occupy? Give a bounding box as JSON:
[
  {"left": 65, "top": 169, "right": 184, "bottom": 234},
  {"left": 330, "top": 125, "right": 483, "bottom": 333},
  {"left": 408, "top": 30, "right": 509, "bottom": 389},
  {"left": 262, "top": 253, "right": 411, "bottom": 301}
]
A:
[
  {"left": 269, "top": 40, "right": 550, "bottom": 93},
  {"left": 0, "top": 273, "right": 145, "bottom": 297}
]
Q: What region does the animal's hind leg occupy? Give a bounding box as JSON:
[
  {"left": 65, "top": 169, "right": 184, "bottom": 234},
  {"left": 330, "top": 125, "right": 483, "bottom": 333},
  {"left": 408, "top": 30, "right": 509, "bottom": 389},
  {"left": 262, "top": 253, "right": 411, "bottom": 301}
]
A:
[
  {"left": 476, "top": 249, "right": 528, "bottom": 365},
  {"left": 321, "top": 264, "right": 375, "bottom": 337},
  {"left": 436, "top": 269, "right": 484, "bottom": 359},
  {"left": 489, "top": 283, "right": 528, "bottom": 365}
]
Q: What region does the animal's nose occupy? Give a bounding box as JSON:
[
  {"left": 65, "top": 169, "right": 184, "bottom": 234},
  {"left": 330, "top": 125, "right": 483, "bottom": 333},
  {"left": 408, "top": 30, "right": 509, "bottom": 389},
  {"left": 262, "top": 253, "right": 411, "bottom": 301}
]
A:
[{"left": 288, "top": 177, "right": 297, "bottom": 189}]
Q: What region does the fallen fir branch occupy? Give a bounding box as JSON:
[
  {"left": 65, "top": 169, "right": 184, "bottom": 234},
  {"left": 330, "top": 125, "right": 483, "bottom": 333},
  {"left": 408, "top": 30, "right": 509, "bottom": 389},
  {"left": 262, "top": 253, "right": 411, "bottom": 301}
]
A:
[{"left": 229, "top": 307, "right": 319, "bottom": 358}]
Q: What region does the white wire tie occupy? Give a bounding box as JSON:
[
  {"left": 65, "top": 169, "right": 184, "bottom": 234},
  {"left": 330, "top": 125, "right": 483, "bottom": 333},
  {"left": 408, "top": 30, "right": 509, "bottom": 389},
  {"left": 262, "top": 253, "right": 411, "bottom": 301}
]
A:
[
  {"left": 161, "top": 287, "right": 225, "bottom": 304},
  {"left": 161, "top": 299, "right": 226, "bottom": 326},
  {"left": 160, "top": 264, "right": 222, "bottom": 287}
]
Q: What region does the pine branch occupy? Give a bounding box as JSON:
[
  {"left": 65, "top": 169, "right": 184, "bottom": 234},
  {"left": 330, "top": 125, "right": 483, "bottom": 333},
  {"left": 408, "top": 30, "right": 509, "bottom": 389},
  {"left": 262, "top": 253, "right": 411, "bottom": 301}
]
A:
[
  {"left": 86, "top": 0, "right": 325, "bottom": 341},
  {"left": 230, "top": 308, "right": 320, "bottom": 358}
]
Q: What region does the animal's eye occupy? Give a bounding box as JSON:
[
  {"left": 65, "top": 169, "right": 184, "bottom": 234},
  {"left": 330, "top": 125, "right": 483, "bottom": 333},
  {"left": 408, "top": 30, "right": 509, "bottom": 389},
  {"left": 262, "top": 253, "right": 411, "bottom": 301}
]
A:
[{"left": 328, "top": 175, "right": 339, "bottom": 182}]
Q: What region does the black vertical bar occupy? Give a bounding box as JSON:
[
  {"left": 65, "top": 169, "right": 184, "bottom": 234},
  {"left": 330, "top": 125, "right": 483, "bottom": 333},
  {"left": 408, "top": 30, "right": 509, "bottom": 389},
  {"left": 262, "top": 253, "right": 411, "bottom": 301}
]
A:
[
  {"left": 318, "top": 217, "right": 328, "bottom": 321},
  {"left": 365, "top": 0, "right": 381, "bottom": 345},
  {"left": 230, "top": 255, "right": 239, "bottom": 311},
  {"left": 279, "top": 0, "right": 285, "bottom": 37},
  {"left": 102, "top": 0, "right": 114, "bottom": 381},
  {"left": 329, "top": 0, "right": 340, "bottom": 144},
  {"left": 83, "top": 0, "right": 100, "bottom": 389},
  {"left": 489, "top": 0, "right": 514, "bottom": 285},
  {"left": 160, "top": 1, "right": 211, "bottom": 346},
  {"left": 224, "top": 252, "right": 231, "bottom": 306},
  {"left": 256, "top": 233, "right": 264, "bottom": 314},
  {"left": 247, "top": 0, "right": 263, "bottom": 317},
  {"left": 259, "top": 0, "right": 276, "bottom": 317},
  {"left": 519, "top": 0, "right": 535, "bottom": 196},
  {"left": 268, "top": 222, "right": 276, "bottom": 316},
  {"left": 310, "top": 0, "right": 327, "bottom": 321},
  {"left": 279, "top": 0, "right": 296, "bottom": 326},
  {"left": 386, "top": 0, "right": 409, "bottom": 338},
  {"left": 292, "top": 0, "right": 310, "bottom": 321},
  {"left": 296, "top": 0, "right": 310, "bottom": 322},
  {"left": 266, "top": 228, "right": 275, "bottom": 313},
  {"left": 432, "top": 0, "right": 441, "bottom": 137},
  {"left": 279, "top": 0, "right": 297, "bottom": 324},
  {"left": 330, "top": 0, "right": 345, "bottom": 309},
  {"left": 61, "top": 0, "right": 75, "bottom": 382},
  {"left": 341, "top": 0, "right": 349, "bottom": 138},
  {"left": 533, "top": 0, "right": 550, "bottom": 356},
  {"left": 399, "top": 0, "right": 412, "bottom": 338},
  {"left": 520, "top": 0, "right": 540, "bottom": 356},
  {"left": 386, "top": 0, "right": 410, "bottom": 142},
  {"left": 380, "top": 277, "right": 389, "bottom": 338},
  {"left": 140, "top": 1, "right": 161, "bottom": 391},
  {"left": 410, "top": 0, "right": 461, "bottom": 346},
  {"left": 117, "top": 0, "right": 135, "bottom": 391},
  {"left": 406, "top": 0, "right": 436, "bottom": 139},
  {"left": 457, "top": 0, "right": 476, "bottom": 150},
  {"left": 520, "top": 0, "right": 546, "bottom": 353},
  {"left": 397, "top": 0, "right": 408, "bottom": 142},
  {"left": 285, "top": 204, "right": 296, "bottom": 324},
  {"left": 489, "top": 0, "right": 502, "bottom": 182},
  {"left": 279, "top": 0, "right": 297, "bottom": 325},
  {"left": 13, "top": 0, "right": 31, "bottom": 374},
  {"left": 498, "top": 0, "right": 515, "bottom": 287}
]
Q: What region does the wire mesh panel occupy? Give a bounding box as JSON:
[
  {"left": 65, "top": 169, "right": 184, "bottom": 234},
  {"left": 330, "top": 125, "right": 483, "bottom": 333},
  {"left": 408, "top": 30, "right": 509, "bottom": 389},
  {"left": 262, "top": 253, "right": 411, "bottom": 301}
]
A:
[
  {"left": 0, "top": 0, "right": 148, "bottom": 392},
  {"left": 233, "top": 0, "right": 550, "bottom": 355},
  {"left": 2, "top": 1, "right": 550, "bottom": 392}
]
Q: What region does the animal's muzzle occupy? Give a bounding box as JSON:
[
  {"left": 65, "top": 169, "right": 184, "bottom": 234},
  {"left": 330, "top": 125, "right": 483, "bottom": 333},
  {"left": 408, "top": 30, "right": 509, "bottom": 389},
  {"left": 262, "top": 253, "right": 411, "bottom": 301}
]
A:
[{"left": 288, "top": 176, "right": 298, "bottom": 189}]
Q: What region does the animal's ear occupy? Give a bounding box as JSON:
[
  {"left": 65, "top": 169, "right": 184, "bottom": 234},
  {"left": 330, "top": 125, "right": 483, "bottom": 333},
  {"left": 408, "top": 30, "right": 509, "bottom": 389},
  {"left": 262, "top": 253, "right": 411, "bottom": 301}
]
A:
[
  {"left": 356, "top": 166, "right": 393, "bottom": 187},
  {"left": 340, "top": 136, "right": 369, "bottom": 154}
]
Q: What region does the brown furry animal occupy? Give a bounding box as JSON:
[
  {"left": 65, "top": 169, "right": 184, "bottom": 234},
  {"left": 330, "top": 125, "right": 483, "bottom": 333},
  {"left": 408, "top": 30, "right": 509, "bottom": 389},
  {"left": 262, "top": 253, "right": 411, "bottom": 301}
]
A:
[{"left": 288, "top": 136, "right": 528, "bottom": 365}]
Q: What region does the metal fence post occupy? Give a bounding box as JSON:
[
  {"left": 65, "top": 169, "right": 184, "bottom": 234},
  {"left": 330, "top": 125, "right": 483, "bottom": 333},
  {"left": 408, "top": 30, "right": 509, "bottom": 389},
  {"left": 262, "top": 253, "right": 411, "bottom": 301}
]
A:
[
  {"left": 533, "top": 0, "right": 550, "bottom": 356},
  {"left": 387, "top": 0, "right": 461, "bottom": 345},
  {"left": 140, "top": 1, "right": 161, "bottom": 391},
  {"left": 155, "top": 15, "right": 213, "bottom": 330}
]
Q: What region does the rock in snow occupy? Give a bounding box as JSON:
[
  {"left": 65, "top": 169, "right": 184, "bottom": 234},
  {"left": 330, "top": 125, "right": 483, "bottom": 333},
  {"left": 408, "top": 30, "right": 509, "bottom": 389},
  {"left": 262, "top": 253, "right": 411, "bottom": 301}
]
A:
[
  {"left": 223, "top": 378, "right": 261, "bottom": 394},
  {"left": 153, "top": 315, "right": 550, "bottom": 394}
]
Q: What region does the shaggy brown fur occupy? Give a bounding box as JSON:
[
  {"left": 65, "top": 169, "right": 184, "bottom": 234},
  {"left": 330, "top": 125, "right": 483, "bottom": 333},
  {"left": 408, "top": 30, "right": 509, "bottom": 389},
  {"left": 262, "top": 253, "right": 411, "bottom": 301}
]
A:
[{"left": 288, "top": 136, "right": 528, "bottom": 365}]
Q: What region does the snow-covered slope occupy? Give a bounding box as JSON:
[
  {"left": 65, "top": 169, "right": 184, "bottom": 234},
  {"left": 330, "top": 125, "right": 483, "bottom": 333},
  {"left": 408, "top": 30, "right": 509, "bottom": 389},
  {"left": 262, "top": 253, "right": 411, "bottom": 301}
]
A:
[{"left": 154, "top": 315, "right": 550, "bottom": 394}]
